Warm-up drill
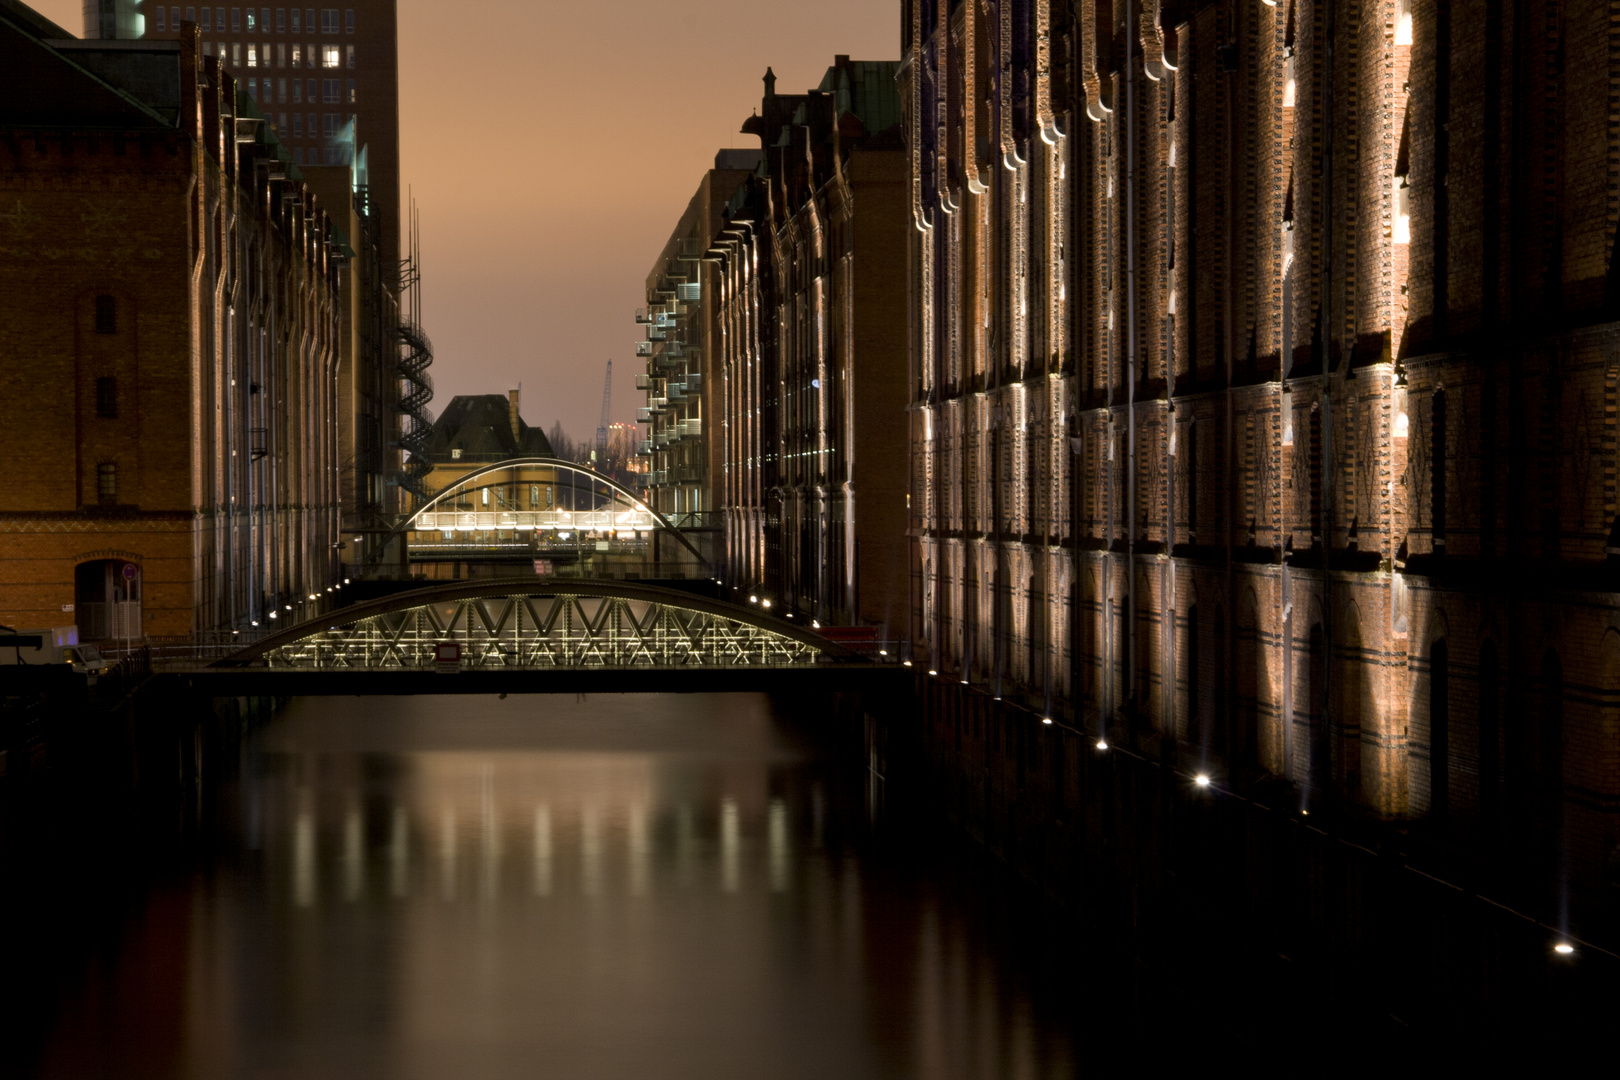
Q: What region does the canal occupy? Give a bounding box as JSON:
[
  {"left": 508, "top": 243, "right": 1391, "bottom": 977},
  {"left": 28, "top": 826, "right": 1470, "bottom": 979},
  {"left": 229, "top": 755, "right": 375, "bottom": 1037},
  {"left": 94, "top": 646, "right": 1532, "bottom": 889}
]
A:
[{"left": 7, "top": 693, "right": 1105, "bottom": 1079}]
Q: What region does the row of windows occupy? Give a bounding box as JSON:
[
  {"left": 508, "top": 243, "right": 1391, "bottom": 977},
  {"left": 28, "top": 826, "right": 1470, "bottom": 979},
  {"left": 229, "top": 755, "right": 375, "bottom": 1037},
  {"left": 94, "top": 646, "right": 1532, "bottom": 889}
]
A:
[
  {"left": 153, "top": 7, "right": 354, "bottom": 36},
  {"left": 203, "top": 40, "right": 353, "bottom": 69},
  {"left": 262, "top": 112, "right": 350, "bottom": 141},
  {"left": 245, "top": 78, "right": 353, "bottom": 108},
  {"left": 292, "top": 146, "right": 350, "bottom": 166}
]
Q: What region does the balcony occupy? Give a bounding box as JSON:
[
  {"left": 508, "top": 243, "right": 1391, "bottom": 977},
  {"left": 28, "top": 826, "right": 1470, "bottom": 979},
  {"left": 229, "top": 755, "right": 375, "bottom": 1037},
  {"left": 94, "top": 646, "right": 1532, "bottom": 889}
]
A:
[
  {"left": 686, "top": 372, "right": 703, "bottom": 390},
  {"left": 634, "top": 373, "right": 654, "bottom": 391},
  {"left": 636, "top": 407, "right": 656, "bottom": 423},
  {"left": 666, "top": 382, "right": 687, "bottom": 403},
  {"left": 635, "top": 341, "right": 654, "bottom": 357},
  {"left": 678, "top": 418, "right": 703, "bottom": 438}
]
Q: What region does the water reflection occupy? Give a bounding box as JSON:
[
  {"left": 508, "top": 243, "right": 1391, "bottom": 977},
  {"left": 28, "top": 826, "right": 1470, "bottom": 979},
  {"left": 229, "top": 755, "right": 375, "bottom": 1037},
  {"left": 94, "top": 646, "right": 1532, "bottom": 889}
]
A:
[{"left": 27, "top": 694, "right": 1080, "bottom": 1079}]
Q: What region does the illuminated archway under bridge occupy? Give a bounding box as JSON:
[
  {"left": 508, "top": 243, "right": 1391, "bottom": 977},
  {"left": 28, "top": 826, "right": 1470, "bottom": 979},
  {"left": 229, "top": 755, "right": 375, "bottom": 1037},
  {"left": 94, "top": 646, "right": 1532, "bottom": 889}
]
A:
[
  {"left": 216, "top": 579, "right": 864, "bottom": 673},
  {"left": 380, "top": 457, "right": 707, "bottom": 567}
]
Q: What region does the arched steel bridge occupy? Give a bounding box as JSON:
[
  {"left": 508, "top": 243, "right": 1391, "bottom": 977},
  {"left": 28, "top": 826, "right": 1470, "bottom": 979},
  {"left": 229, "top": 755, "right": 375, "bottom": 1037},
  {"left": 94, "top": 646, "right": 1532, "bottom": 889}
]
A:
[
  {"left": 184, "top": 579, "right": 898, "bottom": 696},
  {"left": 378, "top": 457, "right": 708, "bottom": 566}
]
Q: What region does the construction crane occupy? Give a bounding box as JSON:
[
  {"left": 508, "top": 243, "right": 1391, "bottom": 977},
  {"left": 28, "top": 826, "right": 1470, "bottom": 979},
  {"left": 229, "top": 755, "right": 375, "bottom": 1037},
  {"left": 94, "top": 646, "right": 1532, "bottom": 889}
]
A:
[{"left": 593, "top": 360, "right": 612, "bottom": 464}]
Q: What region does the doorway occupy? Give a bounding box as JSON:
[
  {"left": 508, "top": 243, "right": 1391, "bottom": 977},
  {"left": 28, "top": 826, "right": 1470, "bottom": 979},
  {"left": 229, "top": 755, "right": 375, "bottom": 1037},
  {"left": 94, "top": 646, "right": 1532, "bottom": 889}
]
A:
[{"left": 75, "top": 560, "right": 141, "bottom": 640}]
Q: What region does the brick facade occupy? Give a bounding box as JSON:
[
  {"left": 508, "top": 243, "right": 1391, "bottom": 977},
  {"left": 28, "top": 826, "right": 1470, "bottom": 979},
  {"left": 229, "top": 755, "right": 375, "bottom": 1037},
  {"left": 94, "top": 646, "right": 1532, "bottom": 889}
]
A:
[
  {"left": 904, "top": 0, "right": 1620, "bottom": 914},
  {"left": 0, "top": 13, "right": 346, "bottom": 637}
]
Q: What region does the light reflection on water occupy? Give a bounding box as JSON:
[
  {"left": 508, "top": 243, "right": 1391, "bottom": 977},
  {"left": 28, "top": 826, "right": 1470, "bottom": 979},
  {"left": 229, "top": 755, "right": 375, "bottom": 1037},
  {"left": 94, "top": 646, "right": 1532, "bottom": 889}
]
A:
[{"left": 32, "top": 694, "right": 1078, "bottom": 1080}]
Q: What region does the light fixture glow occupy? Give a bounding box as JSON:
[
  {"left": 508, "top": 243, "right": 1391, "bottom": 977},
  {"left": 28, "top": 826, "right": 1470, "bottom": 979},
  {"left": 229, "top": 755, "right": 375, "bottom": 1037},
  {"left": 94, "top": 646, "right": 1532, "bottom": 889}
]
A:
[
  {"left": 1042, "top": 717, "right": 1053, "bottom": 725},
  {"left": 1554, "top": 942, "right": 1575, "bottom": 955},
  {"left": 1096, "top": 739, "right": 1108, "bottom": 750},
  {"left": 902, "top": 660, "right": 912, "bottom": 667},
  {"left": 269, "top": 612, "right": 278, "bottom": 619},
  {"left": 1195, "top": 774, "right": 1210, "bottom": 788},
  {"left": 344, "top": 578, "right": 350, "bottom": 584},
  {"left": 812, "top": 620, "right": 820, "bottom": 629},
  {"left": 761, "top": 599, "right": 771, "bottom": 608},
  {"left": 928, "top": 669, "right": 938, "bottom": 676},
  {"left": 749, "top": 595, "right": 758, "bottom": 603},
  {"left": 878, "top": 649, "right": 887, "bottom": 656}
]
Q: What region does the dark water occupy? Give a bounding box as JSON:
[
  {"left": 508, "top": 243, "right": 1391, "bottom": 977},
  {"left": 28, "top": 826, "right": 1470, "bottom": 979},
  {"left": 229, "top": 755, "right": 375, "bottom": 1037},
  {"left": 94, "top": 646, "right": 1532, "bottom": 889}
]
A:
[{"left": 9, "top": 695, "right": 1090, "bottom": 1079}]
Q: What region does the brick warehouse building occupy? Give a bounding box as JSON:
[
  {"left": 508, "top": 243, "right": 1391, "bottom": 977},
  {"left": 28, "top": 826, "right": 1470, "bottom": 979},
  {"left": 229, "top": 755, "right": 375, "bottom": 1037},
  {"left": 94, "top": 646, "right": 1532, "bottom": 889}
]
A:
[
  {"left": 709, "top": 59, "right": 911, "bottom": 631},
  {"left": 904, "top": 0, "right": 1620, "bottom": 921},
  {"left": 634, "top": 150, "right": 763, "bottom": 566},
  {"left": 0, "top": 7, "right": 346, "bottom": 637}
]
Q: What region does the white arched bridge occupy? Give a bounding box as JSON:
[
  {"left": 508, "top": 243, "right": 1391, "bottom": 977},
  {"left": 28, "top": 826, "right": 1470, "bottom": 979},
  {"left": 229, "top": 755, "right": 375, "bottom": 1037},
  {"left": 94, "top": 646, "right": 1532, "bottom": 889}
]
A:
[
  {"left": 184, "top": 579, "right": 900, "bottom": 696},
  {"left": 378, "top": 457, "right": 711, "bottom": 572}
]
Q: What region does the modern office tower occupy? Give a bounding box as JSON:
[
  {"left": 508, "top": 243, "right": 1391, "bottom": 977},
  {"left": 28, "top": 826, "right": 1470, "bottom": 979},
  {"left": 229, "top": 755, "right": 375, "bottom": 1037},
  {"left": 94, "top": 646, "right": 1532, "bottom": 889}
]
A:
[{"left": 98, "top": 2, "right": 402, "bottom": 274}]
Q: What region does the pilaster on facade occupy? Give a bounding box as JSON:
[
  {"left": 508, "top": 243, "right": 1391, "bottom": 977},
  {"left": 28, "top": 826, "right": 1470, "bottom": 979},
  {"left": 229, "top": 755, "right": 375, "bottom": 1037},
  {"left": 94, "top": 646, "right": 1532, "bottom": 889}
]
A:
[{"left": 903, "top": 0, "right": 1620, "bottom": 911}]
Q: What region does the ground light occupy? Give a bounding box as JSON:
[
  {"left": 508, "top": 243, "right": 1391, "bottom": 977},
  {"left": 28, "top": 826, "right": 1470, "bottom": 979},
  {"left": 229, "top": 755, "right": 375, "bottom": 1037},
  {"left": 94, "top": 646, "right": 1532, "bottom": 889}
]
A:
[
  {"left": 1195, "top": 774, "right": 1211, "bottom": 788},
  {"left": 1554, "top": 942, "right": 1575, "bottom": 955}
]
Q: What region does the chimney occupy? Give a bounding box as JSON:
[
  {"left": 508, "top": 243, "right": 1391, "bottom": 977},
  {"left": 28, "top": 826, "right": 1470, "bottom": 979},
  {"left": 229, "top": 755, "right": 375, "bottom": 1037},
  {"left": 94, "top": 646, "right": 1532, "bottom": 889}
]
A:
[{"left": 508, "top": 388, "right": 521, "bottom": 443}]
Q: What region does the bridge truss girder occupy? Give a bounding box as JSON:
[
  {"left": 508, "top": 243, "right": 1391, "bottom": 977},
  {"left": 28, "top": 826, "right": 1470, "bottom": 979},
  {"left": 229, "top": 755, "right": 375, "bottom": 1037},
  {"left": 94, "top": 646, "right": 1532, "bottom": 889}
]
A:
[{"left": 256, "top": 592, "right": 824, "bottom": 670}]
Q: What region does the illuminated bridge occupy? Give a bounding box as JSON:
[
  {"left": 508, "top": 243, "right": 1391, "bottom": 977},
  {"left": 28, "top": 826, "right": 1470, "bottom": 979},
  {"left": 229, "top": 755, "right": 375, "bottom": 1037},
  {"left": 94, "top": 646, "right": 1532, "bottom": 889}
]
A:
[{"left": 173, "top": 579, "right": 903, "bottom": 696}]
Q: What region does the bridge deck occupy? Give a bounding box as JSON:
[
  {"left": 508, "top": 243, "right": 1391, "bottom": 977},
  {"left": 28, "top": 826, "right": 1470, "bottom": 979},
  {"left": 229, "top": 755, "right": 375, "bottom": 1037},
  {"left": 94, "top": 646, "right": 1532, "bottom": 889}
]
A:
[{"left": 156, "top": 663, "right": 907, "bottom": 697}]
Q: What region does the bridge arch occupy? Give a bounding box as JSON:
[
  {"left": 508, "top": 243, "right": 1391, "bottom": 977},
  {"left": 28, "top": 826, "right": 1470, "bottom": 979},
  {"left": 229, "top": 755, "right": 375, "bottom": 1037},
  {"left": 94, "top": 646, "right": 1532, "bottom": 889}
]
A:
[
  {"left": 387, "top": 457, "right": 707, "bottom": 565},
  {"left": 217, "top": 578, "right": 862, "bottom": 670}
]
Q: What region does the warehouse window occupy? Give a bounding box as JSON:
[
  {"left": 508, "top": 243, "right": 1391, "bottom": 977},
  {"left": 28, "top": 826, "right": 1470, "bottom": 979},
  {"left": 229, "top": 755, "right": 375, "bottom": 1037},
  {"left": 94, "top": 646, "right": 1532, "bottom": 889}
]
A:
[
  {"left": 155, "top": 6, "right": 166, "bottom": 30},
  {"left": 97, "top": 463, "right": 118, "bottom": 500},
  {"left": 346, "top": 44, "right": 354, "bottom": 67},
  {"left": 247, "top": 45, "right": 257, "bottom": 67},
  {"left": 95, "top": 295, "right": 117, "bottom": 335},
  {"left": 322, "top": 78, "right": 339, "bottom": 103},
  {"left": 199, "top": 7, "right": 209, "bottom": 29},
  {"left": 306, "top": 77, "right": 316, "bottom": 99},
  {"left": 217, "top": 8, "right": 226, "bottom": 31},
  {"left": 321, "top": 8, "right": 338, "bottom": 33},
  {"left": 292, "top": 112, "right": 302, "bottom": 137},
  {"left": 232, "top": 7, "right": 241, "bottom": 32},
  {"left": 290, "top": 7, "right": 299, "bottom": 31},
  {"left": 323, "top": 44, "right": 340, "bottom": 67},
  {"left": 96, "top": 377, "right": 118, "bottom": 419},
  {"left": 346, "top": 78, "right": 354, "bottom": 104},
  {"left": 345, "top": 9, "right": 353, "bottom": 33},
  {"left": 245, "top": 8, "right": 254, "bottom": 31}
]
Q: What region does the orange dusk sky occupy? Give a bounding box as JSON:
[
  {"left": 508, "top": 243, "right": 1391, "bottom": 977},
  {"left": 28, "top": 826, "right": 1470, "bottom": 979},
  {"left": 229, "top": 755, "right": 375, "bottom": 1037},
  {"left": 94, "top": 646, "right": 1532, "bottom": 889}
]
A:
[{"left": 31, "top": 0, "right": 898, "bottom": 440}]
